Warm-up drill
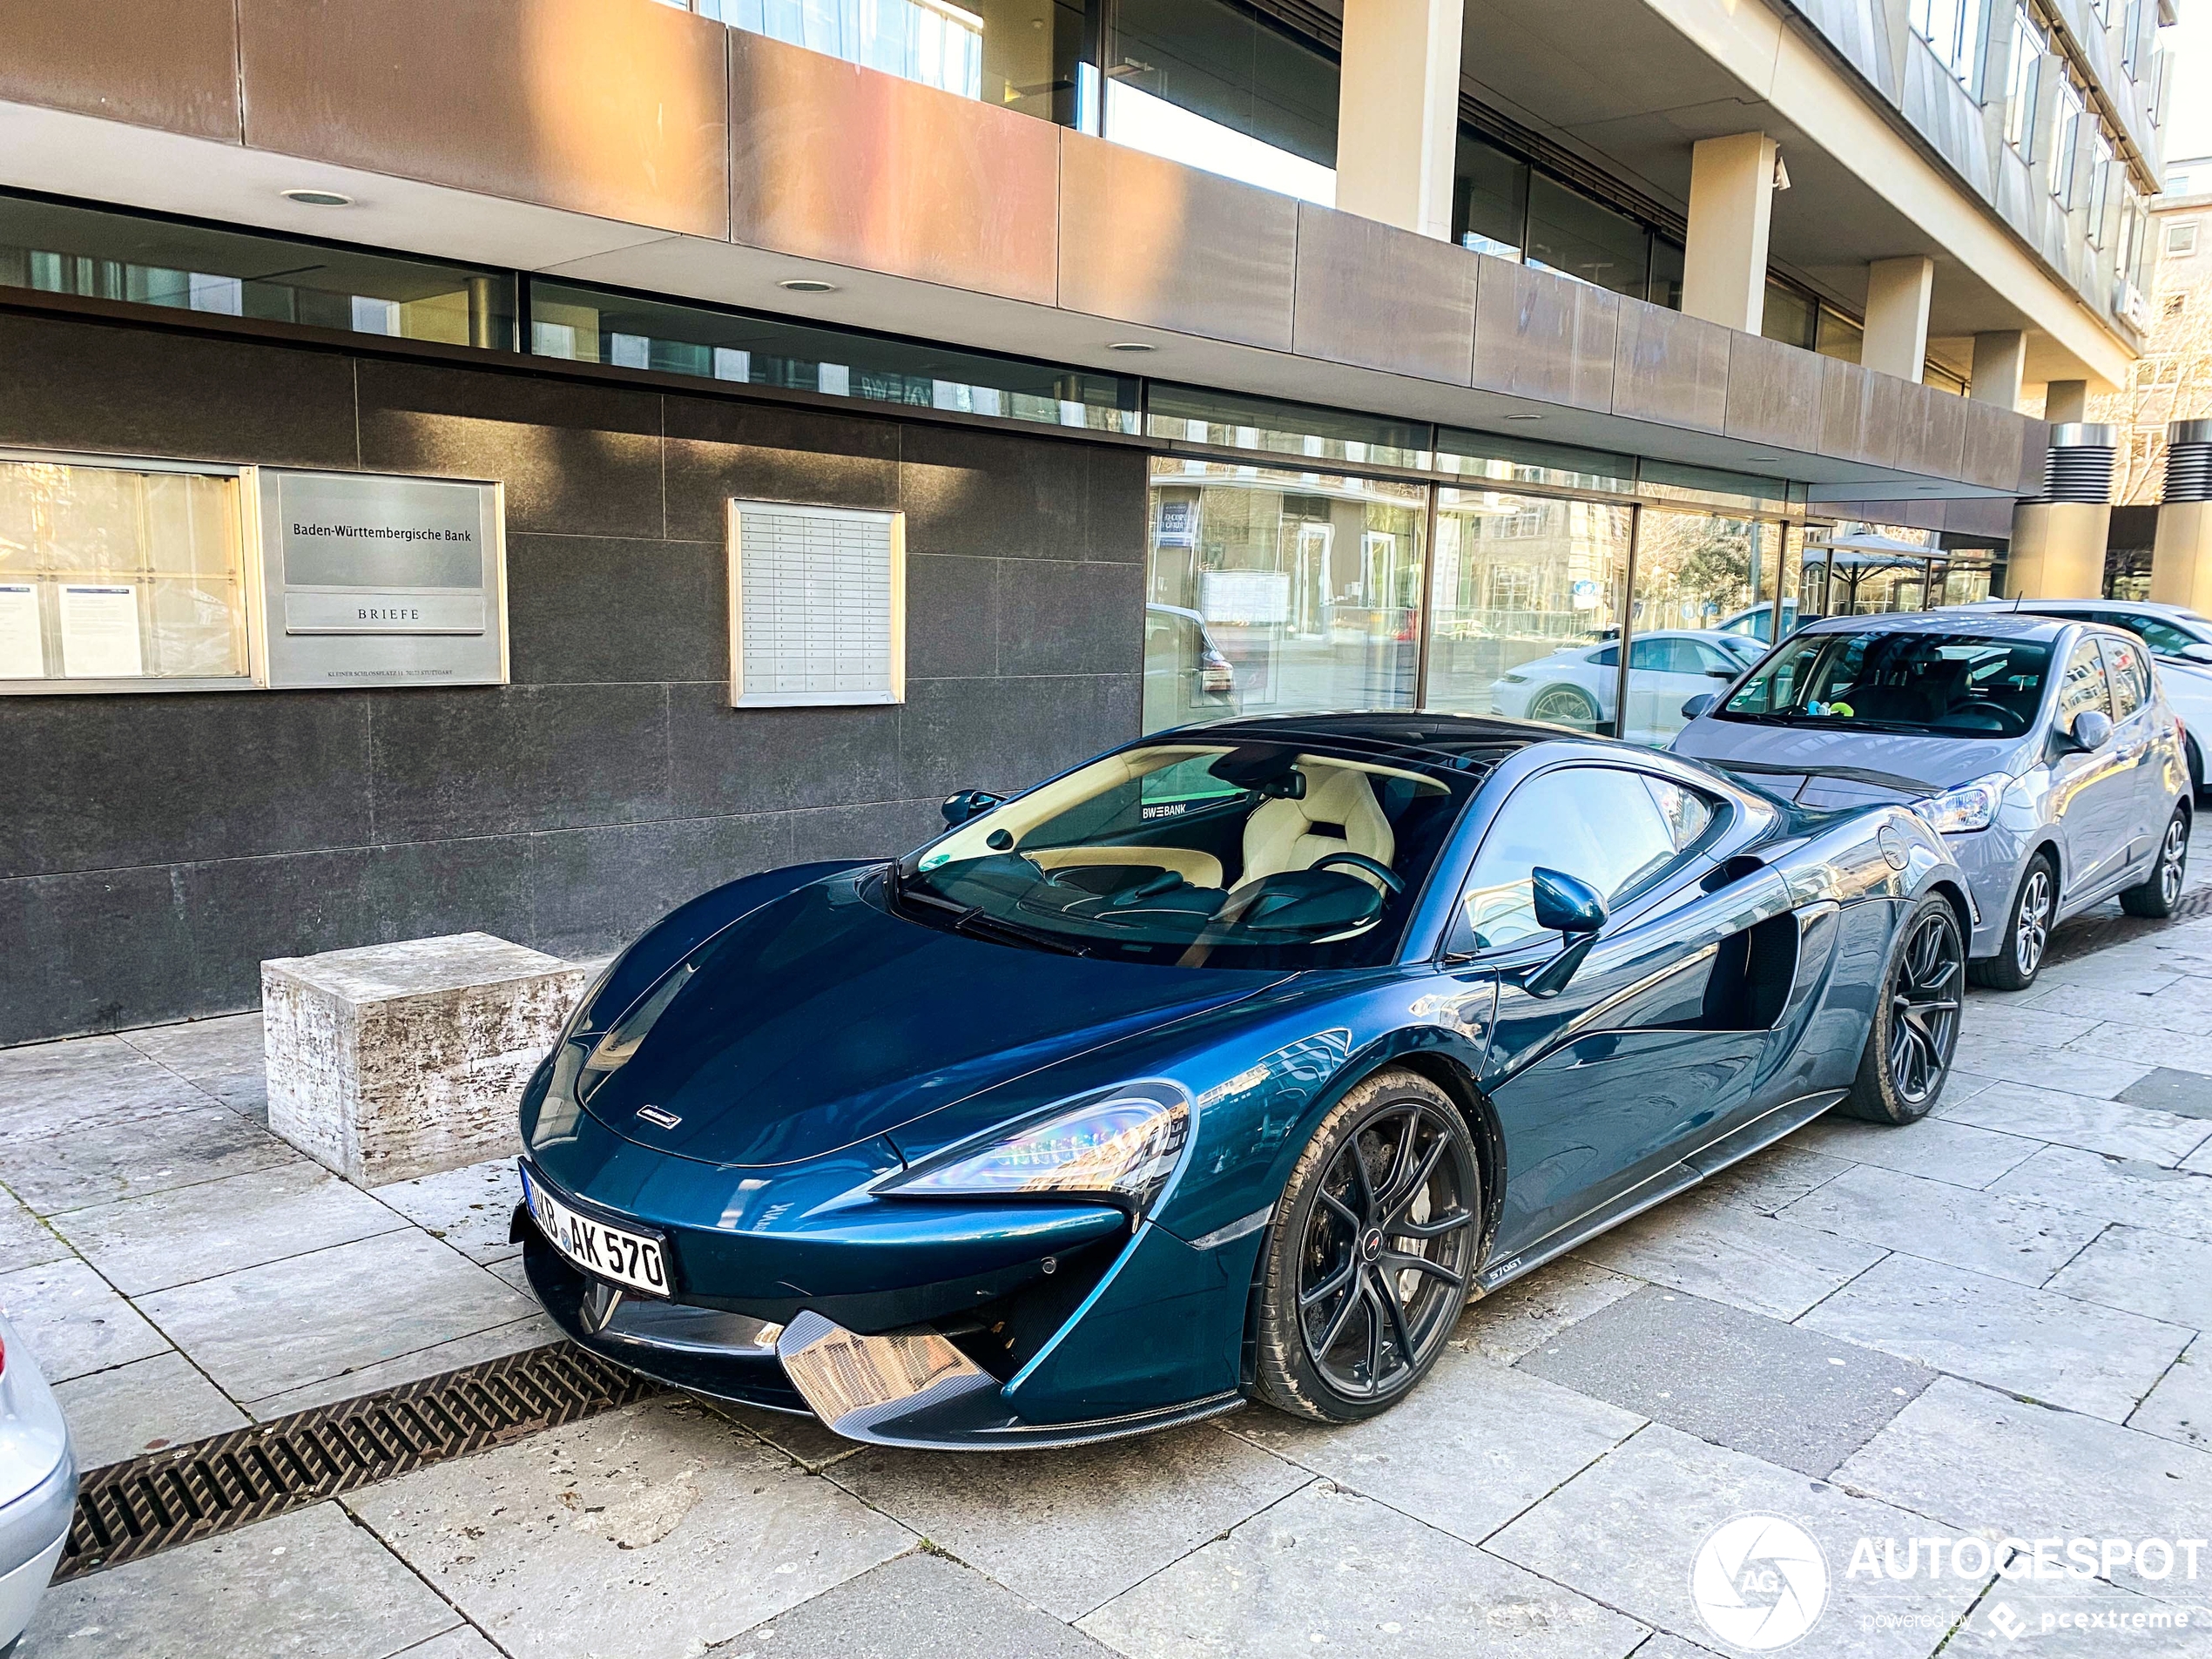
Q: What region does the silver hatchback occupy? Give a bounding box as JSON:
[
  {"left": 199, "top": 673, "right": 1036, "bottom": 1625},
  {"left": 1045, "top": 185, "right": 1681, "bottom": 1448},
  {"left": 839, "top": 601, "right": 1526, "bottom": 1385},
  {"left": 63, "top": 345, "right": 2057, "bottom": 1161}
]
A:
[{"left": 1671, "top": 612, "right": 2191, "bottom": 989}]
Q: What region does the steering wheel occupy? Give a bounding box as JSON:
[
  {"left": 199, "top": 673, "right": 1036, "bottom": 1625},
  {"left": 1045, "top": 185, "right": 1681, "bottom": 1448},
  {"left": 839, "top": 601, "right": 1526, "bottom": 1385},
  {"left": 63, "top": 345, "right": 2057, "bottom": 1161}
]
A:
[{"left": 1310, "top": 852, "right": 1405, "bottom": 894}]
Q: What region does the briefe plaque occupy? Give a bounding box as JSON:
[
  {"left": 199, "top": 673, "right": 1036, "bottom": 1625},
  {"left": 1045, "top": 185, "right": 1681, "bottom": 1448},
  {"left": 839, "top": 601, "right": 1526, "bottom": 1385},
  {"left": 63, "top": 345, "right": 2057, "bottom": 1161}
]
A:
[{"left": 259, "top": 469, "right": 507, "bottom": 690}]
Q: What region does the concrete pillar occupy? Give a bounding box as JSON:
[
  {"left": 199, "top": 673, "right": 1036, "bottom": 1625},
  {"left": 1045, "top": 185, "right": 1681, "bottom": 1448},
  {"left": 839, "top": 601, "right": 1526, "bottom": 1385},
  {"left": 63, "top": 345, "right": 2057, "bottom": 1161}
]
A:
[
  {"left": 1863, "top": 256, "right": 1935, "bottom": 382},
  {"left": 2045, "top": 380, "right": 2090, "bottom": 423},
  {"left": 1335, "top": 0, "right": 1465, "bottom": 240},
  {"left": 1969, "top": 331, "right": 2027, "bottom": 409},
  {"left": 2009, "top": 422, "right": 2116, "bottom": 599},
  {"left": 2150, "top": 420, "right": 2212, "bottom": 611},
  {"left": 2008, "top": 504, "right": 2112, "bottom": 597},
  {"left": 1683, "top": 133, "right": 1778, "bottom": 334}
]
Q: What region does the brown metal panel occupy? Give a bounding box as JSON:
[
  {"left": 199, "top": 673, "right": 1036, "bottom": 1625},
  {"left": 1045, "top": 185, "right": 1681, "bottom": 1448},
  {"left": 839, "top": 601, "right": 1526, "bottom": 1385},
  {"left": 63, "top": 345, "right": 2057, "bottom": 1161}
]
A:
[
  {"left": 1960, "top": 398, "right": 2029, "bottom": 492},
  {"left": 1817, "top": 356, "right": 1906, "bottom": 470},
  {"left": 728, "top": 30, "right": 1057, "bottom": 305},
  {"left": 1470, "top": 258, "right": 1616, "bottom": 413},
  {"left": 239, "top": 0, "right": 728, "bottom": 239},
  {"left": 1291, "top": 205, "right": 1474, "bottom": 386},
  {"left": 1722, "top": 332, "right": 1824, "bottom": 451},
  {"left": 2017, "top": 419, "right": 2052, "bottom": 497},
  {"left": 1900, "top": 382, "right": 1969, "bottom": 482},
  {"left": 1056, "top": 132, "right": 1297, "bottom": 352},
  {"left": 0, "top": 0, "right": 239, "bottom": 140},
  {"left": 1610, "top": 300, "right": 1729, "bottom": 434}
]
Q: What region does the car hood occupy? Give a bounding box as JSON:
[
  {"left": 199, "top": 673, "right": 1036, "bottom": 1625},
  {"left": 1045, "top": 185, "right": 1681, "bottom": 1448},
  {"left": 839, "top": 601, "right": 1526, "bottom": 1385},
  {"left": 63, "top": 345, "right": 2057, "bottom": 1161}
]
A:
[
  {"left": 1671, "top": 718, "right": 2025, "bottom": 807},
  {"left": 576, "top": 870, "right": 1287, "bottom": 1169}
]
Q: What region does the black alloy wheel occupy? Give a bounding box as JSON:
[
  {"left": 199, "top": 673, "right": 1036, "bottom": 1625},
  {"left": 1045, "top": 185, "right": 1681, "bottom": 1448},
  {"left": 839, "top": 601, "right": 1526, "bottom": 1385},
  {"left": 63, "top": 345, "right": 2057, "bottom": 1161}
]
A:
[
  {"left": 1842, "top": 894, "right": 1964, "bottom": 1124},
  {"left": 2121, "top": 805, "right": 2190, "bottom": 918},
  {"left": 1254, "top": 1070, "right": 1480, "bottom": 1420}
]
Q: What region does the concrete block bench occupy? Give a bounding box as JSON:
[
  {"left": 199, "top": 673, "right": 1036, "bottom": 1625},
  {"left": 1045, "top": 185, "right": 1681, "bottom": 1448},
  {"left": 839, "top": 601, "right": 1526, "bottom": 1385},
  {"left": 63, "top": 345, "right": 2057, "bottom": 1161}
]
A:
[{"left": 263, "top": 933, "right": 590, "bottom": 1186}]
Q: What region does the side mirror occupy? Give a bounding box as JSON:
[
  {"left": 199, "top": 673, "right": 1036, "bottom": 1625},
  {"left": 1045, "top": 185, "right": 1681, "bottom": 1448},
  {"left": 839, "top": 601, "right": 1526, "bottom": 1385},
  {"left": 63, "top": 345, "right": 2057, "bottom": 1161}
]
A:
[
  {"left": 2180, "top": 642, "right": 2212, "bottom": 665},
  {"left": 1681, "top": 692, "right": 1719, "bottom": 721},
  {"left": 2059, "top": 709, "right": 2114, "bottom": 754},
  {"left": 1706, "top": 665, "right": 1738, "bottom": 679},
  {"left": 1526, "top": 868, "right": 1607, "bottom": 999},
  {"left": 941, "top": 788, "right": 1005, "bottom": 827}
]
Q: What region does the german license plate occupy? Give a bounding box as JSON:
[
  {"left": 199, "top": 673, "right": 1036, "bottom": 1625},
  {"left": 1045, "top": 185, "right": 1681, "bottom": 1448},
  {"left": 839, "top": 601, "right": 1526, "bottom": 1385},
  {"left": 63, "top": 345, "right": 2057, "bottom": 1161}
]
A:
[{"left": 520, "top": 1163, "right": 671, "bottom": 1298}]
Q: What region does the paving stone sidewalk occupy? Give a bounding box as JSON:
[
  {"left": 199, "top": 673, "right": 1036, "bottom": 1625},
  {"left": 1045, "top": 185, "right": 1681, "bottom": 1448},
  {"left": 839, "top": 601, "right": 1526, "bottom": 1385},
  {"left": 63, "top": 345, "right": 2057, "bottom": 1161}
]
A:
[{"left": 9, "top": 865, "right": 2212, "bottom": 1658}]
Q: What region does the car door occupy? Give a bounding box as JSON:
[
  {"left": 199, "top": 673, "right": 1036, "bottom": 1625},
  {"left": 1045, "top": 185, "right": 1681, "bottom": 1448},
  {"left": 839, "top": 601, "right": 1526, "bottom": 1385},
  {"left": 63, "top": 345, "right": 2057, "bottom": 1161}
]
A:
[
  {"left": 2049, "top": 631, "right": 2138, "bottom": 900},
  {"left": 2099, "top": 632, "right": 2163, "bottom": 865},
  {"left": 1454, "top": 763, "right": 1793, "bottom": 1260}
]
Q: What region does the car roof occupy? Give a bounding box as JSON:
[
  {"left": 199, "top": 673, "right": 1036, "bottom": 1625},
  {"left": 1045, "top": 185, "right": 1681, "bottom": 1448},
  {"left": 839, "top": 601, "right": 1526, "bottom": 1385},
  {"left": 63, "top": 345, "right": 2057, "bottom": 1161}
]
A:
[
  {"left": 1795, "top": 610, "right": 2072, "bottom": 642},
  {"left": 2006, "top": 597, "right": 2210, "bottom": 623}
]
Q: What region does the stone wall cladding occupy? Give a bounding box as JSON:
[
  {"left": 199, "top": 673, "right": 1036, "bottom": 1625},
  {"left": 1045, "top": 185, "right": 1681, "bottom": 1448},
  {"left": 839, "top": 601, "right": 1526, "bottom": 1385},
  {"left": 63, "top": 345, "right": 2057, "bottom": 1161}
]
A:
[{"left": 0, "top": 312, "right": 1149, "bottom": 1044}]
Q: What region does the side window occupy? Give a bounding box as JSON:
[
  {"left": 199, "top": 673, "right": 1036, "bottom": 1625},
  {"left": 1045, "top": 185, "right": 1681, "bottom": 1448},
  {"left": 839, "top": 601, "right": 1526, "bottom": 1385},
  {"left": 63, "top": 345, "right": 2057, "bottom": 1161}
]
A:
[
  {"left": 2101, "top": 637, "right": 2148, "bottom": 718},
  {"left": 1588, "top": 644, "right": 1620, "bottom": 667},
  {"left": 1691, "top": 641, "right": 1743, "bottom": 676},
  {"left": 1454, "top": 767, "right": 1709, "bottom": 951},
  {"left": 2057, "top": 637, "right": 2114, "bottom": 725}
]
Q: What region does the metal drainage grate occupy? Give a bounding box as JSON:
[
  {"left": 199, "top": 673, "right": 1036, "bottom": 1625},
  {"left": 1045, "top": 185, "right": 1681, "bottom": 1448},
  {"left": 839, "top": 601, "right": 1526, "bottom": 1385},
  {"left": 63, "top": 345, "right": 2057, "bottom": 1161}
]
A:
[
  {"left": 2040, "top": 885, "right": 2212, "bottom": 970},
  {"left": 59, "top": 1341, "right": 661, "bottom": 1581}
]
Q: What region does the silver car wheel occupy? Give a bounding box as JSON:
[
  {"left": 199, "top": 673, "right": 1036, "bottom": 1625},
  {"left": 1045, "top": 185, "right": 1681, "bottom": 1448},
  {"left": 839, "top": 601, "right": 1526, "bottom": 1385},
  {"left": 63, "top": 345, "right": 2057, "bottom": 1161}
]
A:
[
  {"left": 2015, "top": 866, "right": 2052, "bottom": 977},
  {"left": 2161, "top": 815, "right": 2188, "bottom": 907}
]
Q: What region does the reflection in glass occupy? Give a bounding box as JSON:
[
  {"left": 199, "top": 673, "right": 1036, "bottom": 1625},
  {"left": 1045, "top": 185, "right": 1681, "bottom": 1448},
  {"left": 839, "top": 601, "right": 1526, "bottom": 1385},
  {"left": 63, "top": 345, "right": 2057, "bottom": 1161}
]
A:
[
  {"left": 1649, "top": 237, "right": 1685, "bottom": 309},
  {"left": 1762, "top": 280, "right": 1817, "bottom": 350},
  {"left": 1815, "top": 309, "right": 1865, "bottom": 364},
  {"left": 1102, "top": 0, "right": 1339, "bottom": 202},
  {"left": 1433, "top": 430, "right": 1634, "bottom": 495},
  {"left": 1803, "top": 529, "right": 1939, "bottom": 617},
  {"left": 529, "top": 280, "right": 1137, "bottom": 433},
  {"left": 1525, "top": 175, "right": 1650, "bottom": 299},
  {"left": 1146, "top": 385, "right": 1430, "bottom": 469},
  {"left": 0, "top": 194, "right": 515, "bottom": 349},
  {"left": 1426, "top": 490, "right": 1629, "bottom": 735},
  {"left": 0, "top": 459, "right": 246, "bottom": 683},
  {"left": 1626, "top": 509, "right": 1771, "bottom": 745},
  {"left": 1453, "top": 134, "right": 1529, "bottom": 259},
  {"left": 1143, "top": 462, "right": 1424, "bottom": 732}
]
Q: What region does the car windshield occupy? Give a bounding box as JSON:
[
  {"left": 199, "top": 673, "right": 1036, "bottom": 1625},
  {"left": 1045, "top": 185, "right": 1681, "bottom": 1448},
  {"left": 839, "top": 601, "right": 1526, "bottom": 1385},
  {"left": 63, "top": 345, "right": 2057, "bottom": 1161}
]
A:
[
  {"left": 888, "top": 739, "right": 1486, "bottom": 968},
  {"left": 1717, "top": 630, "right": 2052, "bottom": 738}
]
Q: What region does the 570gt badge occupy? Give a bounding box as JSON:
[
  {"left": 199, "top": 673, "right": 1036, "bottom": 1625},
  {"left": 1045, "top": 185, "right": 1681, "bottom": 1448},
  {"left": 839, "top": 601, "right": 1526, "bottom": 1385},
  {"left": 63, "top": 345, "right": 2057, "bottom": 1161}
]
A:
[{"left": 636, "top": 1106, "right": 682, "bottom": 1129}]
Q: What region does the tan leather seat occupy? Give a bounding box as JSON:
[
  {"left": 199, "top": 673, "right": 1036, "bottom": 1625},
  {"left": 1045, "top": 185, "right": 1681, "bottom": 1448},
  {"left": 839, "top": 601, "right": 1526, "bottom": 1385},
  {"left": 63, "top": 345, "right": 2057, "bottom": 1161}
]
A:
[{"left": 1238, "top": 766, "right": 1395, "bottom": 887}]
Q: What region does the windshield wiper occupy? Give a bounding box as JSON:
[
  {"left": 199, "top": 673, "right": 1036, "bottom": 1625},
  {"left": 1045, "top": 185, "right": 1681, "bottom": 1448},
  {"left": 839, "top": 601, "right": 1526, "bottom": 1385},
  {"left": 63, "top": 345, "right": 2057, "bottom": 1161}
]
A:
[
  {"left": 895, "top": 882, "right": 1090, "bottom": 957},
  {"left": 1717, "top": 711, "right": 1936, "bottom": 736}
]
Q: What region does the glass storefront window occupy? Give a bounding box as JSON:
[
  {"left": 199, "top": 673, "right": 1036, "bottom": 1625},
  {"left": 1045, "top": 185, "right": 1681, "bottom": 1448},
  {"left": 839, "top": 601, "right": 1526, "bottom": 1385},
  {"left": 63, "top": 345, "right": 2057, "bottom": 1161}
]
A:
[
  {"left": 1426, "top": 490, "right": 1629, "bottom": 735},
  {"left": 1143, "top": 460, "right": 1424, "bottom": 732},
  {"left": 1525, "top": 175, "right": 1650, "bottom": 299},
  {"left": 1433, "top": 430, "right": 1634, "bottom": 495},
  {"left": 1146, "top": 385, "right": 1430, "bottom": 469},
  {"left": 1649, "top": 237, "right": 1685, "bottom": 310},
  {"left": 0, "top": 456, "right": 248, "bottom": 685},
  {"left": 1627, "top": 509, "right": 1774, "bottom": 745},
  {"left": 0, "top": 194, "right": 515, "bottom": 349},
  {"left": 529, "top": 280, "right": 1137, "bottom": 433},
  {"left": 1763, "top": 281, "right": 1817, "bottom": 350},
  {"left": 1815, "top": 309, "right": 1865, "bottom": 364},
  {"left": 1099, "top": 0, "right": 1339, "bottom": 203},
  {"left": 1637, "top": 462, "right": 1791, "bottom": 514},
  {"left": 1453, "top": 134, "right": 1530, "bottom": 259}
]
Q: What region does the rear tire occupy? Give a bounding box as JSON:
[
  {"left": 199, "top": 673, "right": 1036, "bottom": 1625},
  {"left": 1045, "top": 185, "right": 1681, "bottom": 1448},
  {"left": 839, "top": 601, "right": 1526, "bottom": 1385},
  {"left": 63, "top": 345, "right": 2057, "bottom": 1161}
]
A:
[
  {"left": 1527, "top": 685, "right": 1601, "bottom": 730},
  {"left": 1253, "top": 1069, "right": 1480, "bottom": 1424},
  {"left": 1968, "top": 853, "right": 2054, "bottom": 992},
  {"left": 1840, "top": 894, "right": 1964, "bottom": 1125},
  {"left": 2121, "top": 804, "right": 2189, "bottom": 919}
]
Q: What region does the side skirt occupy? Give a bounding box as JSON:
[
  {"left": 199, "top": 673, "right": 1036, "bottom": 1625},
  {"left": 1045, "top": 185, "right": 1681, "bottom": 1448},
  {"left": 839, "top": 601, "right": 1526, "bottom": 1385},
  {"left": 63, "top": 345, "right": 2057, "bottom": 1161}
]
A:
[{"left": 1467, "top": 1088, "right": 1847, "bottom": 1298}]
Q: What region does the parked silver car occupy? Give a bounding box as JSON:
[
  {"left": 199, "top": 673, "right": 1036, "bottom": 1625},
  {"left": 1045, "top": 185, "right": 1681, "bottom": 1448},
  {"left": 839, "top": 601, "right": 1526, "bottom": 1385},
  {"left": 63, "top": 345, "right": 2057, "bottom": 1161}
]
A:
[
  {"left": 1671, "top": 612, "right": 2190, "bottom": 989},
  {"left": 0, "top": 1312, "right": 74, "bottom": 1656}
]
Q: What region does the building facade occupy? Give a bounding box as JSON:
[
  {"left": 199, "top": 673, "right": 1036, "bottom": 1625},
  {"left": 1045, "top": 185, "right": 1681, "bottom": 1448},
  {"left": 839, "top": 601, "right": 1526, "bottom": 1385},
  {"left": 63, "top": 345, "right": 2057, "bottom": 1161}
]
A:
[{"left": 0, "top": 0, "right": 2179, "bottom": 1041}]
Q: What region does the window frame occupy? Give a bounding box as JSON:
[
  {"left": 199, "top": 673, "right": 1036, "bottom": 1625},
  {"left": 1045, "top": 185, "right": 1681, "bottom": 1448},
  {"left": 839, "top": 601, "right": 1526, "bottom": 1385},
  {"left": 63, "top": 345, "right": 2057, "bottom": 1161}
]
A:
[{"left": 2005, "top": 4, "right": 2047, "bottom": 158}]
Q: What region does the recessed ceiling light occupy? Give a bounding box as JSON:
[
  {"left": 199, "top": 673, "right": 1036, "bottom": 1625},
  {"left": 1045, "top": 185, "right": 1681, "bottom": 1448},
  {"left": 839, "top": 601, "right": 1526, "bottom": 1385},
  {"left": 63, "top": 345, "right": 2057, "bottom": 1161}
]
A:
[
  {"left": 778, "top": 278, "right": 837, "bottom": 293},
  {"left": 1106, "top": 341, "right": 1156, "bottom": 353},
  {"left": 281, "top": 188, "right": 354, "bottom": 207},
  {"left": 1502, "top": 413, "right": 1545, "bottom": 422},
  {"left": 1746, "top": 455, "right": 1784, "bottom": 463}
]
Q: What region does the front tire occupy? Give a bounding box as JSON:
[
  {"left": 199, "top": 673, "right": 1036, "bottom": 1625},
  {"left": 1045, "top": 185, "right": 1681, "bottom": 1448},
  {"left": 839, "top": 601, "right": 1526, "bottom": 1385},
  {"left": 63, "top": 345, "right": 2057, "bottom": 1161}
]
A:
[
  {"left": 1253, "top": 1069, "right": 1480, "bottom": 1423},
  {"left": 1969, "top": 853, "right": 2055, "bottom": 991},
  {"left": 1841, "top": 894, "right": 1964, "bottom": 1124},
  {"left": 2121, "top": 804, "right": 2190, "bottom": 918}
]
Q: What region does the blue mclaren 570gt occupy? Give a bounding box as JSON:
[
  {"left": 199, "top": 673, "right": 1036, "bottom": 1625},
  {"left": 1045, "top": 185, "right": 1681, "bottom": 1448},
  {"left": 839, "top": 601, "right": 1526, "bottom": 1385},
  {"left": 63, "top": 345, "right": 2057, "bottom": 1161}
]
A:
[{"left": 514, "top": 713, "right": 1971, "bottom": 1449}]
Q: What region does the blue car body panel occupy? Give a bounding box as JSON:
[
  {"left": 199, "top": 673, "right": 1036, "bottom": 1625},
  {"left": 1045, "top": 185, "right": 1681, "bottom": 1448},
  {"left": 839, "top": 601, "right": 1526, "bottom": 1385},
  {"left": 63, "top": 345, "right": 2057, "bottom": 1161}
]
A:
[{"left": 515, "top": 713, "right": 1970, "bottom": 1447}]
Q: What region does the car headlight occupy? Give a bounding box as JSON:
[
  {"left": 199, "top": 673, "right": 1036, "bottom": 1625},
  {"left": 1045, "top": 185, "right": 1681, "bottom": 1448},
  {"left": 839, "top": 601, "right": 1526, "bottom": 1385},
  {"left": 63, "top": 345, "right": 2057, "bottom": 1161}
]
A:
[
  {"left": 1916, "top": 772, "right": 2012, "bottom": 834},
  {"left": 884, "top": 1082, "right": 1192, "bottom": 1215}
]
